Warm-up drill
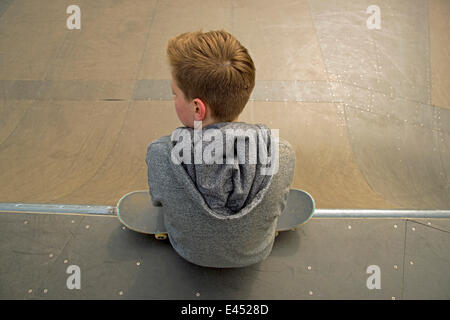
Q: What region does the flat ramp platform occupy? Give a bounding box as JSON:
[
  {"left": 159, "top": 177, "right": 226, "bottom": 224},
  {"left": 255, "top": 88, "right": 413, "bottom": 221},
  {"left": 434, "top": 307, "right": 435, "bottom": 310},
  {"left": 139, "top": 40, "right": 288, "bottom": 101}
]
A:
[{"left": 1, "top": 211, "right": 449, "bottom": 300}]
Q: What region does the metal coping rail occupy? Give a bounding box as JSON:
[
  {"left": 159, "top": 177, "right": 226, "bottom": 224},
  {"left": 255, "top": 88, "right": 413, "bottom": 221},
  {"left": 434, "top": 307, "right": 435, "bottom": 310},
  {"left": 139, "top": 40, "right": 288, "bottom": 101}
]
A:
[
  {"left": 0, "top": 203, "right": 116, "bottom": 215},
  {"left": 1, "top": 203, "right": 450, "bottom": 218},
  {"left": 314, "top": 209, "right": 450, "bottom": 219}
]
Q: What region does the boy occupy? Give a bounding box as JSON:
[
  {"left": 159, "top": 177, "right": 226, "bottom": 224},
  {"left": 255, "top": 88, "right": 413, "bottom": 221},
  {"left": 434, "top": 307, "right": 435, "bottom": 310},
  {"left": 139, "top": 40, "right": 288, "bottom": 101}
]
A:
[{"left": 146, "top": 30, "right": 295, "bottom": 268}]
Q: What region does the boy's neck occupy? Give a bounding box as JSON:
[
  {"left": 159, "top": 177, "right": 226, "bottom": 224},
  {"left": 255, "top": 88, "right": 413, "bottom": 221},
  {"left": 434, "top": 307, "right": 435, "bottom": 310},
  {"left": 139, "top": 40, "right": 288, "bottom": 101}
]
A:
[{"left": 196, "top": 116, "right": 239, "bottom": 129}]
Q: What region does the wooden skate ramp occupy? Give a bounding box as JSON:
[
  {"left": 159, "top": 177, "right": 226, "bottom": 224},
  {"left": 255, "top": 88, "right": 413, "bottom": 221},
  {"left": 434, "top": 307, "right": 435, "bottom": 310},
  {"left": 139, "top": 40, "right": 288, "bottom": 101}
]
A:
[{"left": 0, "top": 0, "right": 449, "bottom": 210}]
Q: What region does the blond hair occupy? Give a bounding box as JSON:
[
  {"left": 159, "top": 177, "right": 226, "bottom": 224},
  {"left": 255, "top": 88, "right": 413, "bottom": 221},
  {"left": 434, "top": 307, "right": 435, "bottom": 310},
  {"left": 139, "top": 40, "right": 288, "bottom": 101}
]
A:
[{"left": 167, "top": 29, "right": 256, "bottom": 122}]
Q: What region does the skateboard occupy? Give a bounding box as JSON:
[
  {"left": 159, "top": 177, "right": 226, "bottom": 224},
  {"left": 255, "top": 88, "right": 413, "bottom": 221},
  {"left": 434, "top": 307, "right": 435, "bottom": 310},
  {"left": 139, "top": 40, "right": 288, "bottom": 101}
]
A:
[{"left": 117, "top": 189, "right": 315, "bottom": 240}]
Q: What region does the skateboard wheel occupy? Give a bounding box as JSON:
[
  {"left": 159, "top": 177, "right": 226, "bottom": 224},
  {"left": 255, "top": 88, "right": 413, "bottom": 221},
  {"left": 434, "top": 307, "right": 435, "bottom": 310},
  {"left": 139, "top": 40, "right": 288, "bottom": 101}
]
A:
[{"left": 155, "top": 233, "right": 167, "bottom": 240}]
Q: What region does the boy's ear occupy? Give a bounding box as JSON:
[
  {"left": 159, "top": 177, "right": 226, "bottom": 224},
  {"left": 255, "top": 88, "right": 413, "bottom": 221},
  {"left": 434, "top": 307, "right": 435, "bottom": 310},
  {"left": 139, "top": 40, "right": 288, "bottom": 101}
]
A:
[{"left": 193, "top": 98, "right": 207, "bottom": 120}]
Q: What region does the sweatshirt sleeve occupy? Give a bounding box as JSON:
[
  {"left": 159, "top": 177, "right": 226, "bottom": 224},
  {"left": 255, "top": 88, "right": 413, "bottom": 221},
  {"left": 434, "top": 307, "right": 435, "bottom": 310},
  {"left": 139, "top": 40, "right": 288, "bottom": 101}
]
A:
[
  {"left": 145, "top": 136, "right": 170, "bottom": 207},
  {"left": 276, "top": 138, "right": 296, "bottom": 216}
]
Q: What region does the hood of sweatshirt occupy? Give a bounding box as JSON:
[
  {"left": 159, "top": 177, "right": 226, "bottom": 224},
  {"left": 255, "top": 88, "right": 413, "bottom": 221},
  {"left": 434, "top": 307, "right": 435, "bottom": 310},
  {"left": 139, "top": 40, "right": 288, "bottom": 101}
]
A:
[{"left": 169, "top": 122, "right": 277, "bottom": 217}]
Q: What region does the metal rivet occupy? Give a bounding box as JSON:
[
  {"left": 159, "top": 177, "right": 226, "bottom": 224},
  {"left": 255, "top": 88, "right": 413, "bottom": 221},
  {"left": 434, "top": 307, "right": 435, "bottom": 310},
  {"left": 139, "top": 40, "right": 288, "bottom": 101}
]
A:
[
  {"left": 28, "top": 289, "right": 33, "bottom": 294},
  {"left": 394, "top": 224, "right": 398, "bottom": 229},
  {"left": 136, "top": 262, "right": 141, "bottom": 266},
  {"left": 348, "top": 225, "right": 352, "bottom": 229},
  {"left": 43, "top": 289, "right": 48, "bottom": 294},
  {"left": 412, "top": 227, "right": 415, "bottom": 231},
  {"left": 394, "top": 265, "right": 398, "bottom": 270},
  {"left": 410, "top": 261, "right": 414, "bottom": 265},
  {"left": 196, "top": 292, "right": 200, "bottom": 297},
  {"left": 64, "top": 259, "right": 68, "bottom": 264},
  {"left": 24, "top": 220, "right": 28, "bottom": 224},
  {"left": 85, "top": 225, "right": 90, "bottom": 229},
  {"left": 49, "top": 254, "right": 53, "bottom": 258},
  {"left": 427, "top": 222, "right": 431, "bottom": 226},
  {"left": 119, "top": 291, "right": 124, "bottom": 296},
  {"left": 307, "top": 266, "right": 312, "bottom": 270},
  {"left": 392, "top": 297, "right": 396, "bottom": 300},
  {"left": 309, "top": 291, "right": 314, "bottom": 296}
]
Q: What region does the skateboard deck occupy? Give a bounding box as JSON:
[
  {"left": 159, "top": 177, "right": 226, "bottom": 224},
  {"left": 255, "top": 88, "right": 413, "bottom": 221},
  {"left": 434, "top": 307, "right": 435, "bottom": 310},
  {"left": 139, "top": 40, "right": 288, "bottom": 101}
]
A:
[{"left": 117, "top": 189, "right": 314, "bottom": 239}]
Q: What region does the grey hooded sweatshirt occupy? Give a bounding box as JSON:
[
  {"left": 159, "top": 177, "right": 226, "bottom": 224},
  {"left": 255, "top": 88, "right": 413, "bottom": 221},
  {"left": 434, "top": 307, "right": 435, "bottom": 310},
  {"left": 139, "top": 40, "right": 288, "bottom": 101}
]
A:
[{"left": 145, "top": 122, "right": 295, "bottom": 268}]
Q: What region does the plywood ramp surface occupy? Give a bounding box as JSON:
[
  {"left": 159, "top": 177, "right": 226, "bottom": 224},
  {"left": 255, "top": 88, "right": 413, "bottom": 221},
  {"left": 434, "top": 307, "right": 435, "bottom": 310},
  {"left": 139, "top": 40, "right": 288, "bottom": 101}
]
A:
[{"left": 0, "top": 0, "right": 448, "bottom": 209}]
